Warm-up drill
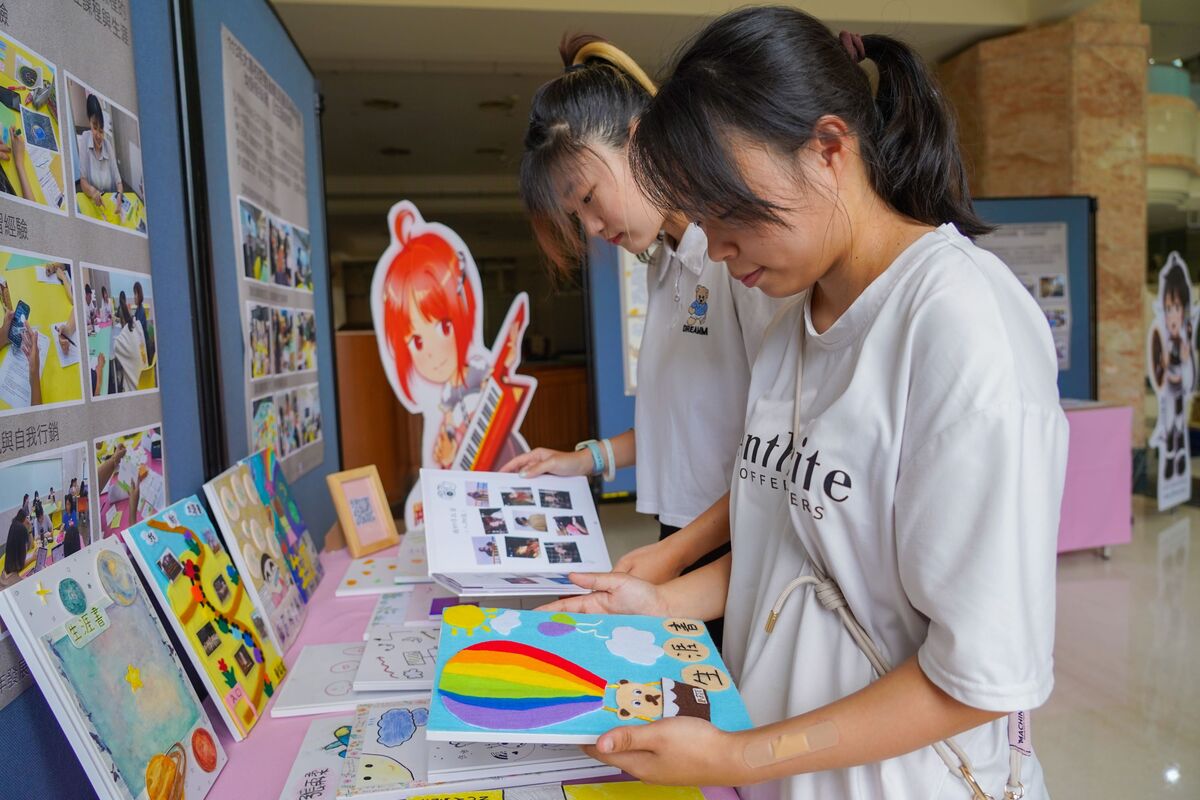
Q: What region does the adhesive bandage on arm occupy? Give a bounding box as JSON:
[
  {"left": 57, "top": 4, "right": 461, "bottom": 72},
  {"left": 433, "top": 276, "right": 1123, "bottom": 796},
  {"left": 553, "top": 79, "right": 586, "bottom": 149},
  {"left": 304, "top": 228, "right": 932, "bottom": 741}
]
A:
[{"left": 742, "top": 720, "right": 840, "bottom": 768}]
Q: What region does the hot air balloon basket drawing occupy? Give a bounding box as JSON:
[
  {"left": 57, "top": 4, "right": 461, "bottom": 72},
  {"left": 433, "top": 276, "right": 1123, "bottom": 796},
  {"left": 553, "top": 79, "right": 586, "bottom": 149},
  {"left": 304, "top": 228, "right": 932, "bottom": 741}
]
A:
[{"left": 427, "top": 608, "right": 753, "bottom": 744}]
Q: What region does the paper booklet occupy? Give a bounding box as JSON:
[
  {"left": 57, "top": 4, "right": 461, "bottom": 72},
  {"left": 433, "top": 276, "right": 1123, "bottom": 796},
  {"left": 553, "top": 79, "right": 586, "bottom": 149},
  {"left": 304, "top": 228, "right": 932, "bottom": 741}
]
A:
[
  {"left": 427, "top": 739, "right": 613, "bottom": 783},
  {"left": 0, "top": 537, "right": 227, "bottom": 799},
  {"left": 204, "top": 460, "right": 307, "bottom": 654},
  {"left": 419, "top": 469, "right": 611, "bottom": 596},
  {"left": 337, "top": 550, "right": 428, "bottom": 598},
  {"left": 427, "top": 608, "right": 753, "bottom": 744},
  {"left": 272, "top": 642, "right": 426, "bottom": 718},
  {"left": 353, "top": 629, "right": 439, "bottom": 692},
  {"left": 337, "top": 699, "right": 617, "bottom": 799},
  {"left": 122, "top": 496, "right": 288, "bottom": 741},
  {"left": 363, "top": 592, "right": 414, "bottom": 640},
  {"left": 243, "top": 447, "right": 326, "bottom": 602},
  {"left": 278, "top": 713, "right": 354, "bottom": 800},
  {"left": 394, "top": 529, "right": 431, "bottom": 585}
]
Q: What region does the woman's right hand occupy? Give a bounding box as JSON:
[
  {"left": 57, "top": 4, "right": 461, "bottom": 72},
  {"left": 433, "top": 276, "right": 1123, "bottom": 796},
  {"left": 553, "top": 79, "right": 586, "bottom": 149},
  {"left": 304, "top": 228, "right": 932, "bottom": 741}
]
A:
[
  {"left": 499, "top": 447, "right": 592, "bottom": 478},
  {"left": 539, "top": 571, "right": 668, "bottom": 617}
]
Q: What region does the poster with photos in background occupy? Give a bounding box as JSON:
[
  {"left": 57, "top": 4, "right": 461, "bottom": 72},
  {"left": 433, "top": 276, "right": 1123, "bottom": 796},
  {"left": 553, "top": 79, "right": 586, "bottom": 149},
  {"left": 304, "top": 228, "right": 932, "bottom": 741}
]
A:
[{"left": 0, "top": 4, "right": 166, "bottom": 713}]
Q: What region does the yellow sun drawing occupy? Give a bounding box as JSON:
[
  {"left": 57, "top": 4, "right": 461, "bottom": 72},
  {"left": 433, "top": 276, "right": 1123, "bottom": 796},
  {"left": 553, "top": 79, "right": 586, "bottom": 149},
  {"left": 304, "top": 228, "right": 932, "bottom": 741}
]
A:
[{"left": 443, "top": 605, "right": 498, "bottom": 637}]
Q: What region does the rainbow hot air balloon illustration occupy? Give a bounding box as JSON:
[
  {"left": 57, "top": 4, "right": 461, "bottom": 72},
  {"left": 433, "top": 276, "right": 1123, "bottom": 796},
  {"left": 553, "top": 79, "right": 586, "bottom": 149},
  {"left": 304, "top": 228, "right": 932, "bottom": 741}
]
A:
[{"left": 437, "top": 640, "right": 608, "bottom": 729}]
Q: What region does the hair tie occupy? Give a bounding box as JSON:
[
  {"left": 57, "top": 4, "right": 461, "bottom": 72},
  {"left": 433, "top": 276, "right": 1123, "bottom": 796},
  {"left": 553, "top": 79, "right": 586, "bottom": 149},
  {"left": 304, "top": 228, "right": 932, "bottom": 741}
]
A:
[
  {"left": 839, "top": 30, "right": 866, "bottom": 64},
  {"left": 564, "top": 63, "right": 588, "bottom": 74}
]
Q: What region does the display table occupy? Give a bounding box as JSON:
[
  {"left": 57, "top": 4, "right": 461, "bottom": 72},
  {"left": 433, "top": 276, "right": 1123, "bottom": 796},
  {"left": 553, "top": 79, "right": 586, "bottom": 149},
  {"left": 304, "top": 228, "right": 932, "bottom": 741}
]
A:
[
  {"left": 210, "top": 545, "right": 740, "bottom": 799},
  {"left": 1058, "top": 402, "right": 1133, "bottom": 553}
]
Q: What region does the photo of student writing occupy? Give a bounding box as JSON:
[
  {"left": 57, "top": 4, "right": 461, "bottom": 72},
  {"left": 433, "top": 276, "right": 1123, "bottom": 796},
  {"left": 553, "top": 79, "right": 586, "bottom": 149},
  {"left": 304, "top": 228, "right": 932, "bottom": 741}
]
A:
[
  {"left": 67, "top": 77, "right": 147, "bottom": 234},
  {"left": 544, "top": 8, "right": 1067, "bottom": 800},
  {"left": 0, "top": 250, "right": 84, "bottom": 413},
  {"left": 84, "top": 266, "right": 158, "bottom": 396},
  {"left": 502, "top": 35, "right": 778, "bottom": 649},
  {"left": 0, "top": 447, "right": 90, "bottom": 590},
  {"left": 0, "top": 32, "right": 68, "bottom": 211}
]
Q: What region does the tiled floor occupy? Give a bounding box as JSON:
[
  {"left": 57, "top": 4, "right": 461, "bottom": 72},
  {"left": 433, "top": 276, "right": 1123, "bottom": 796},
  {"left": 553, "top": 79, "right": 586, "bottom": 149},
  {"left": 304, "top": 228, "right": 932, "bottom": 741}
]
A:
[{"left": 597, "top": 494, "right": 1200, "bottom": 797}]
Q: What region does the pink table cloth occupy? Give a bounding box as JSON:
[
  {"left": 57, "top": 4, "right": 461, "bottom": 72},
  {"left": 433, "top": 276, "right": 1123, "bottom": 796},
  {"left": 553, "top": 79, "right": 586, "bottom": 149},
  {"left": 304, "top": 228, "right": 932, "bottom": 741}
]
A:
[
  {"left": 1057, "top": 404, "right": 1133, "bottom": 553},
  {"left": 210, "top": 545, "right": 741, "bottom": 799}
]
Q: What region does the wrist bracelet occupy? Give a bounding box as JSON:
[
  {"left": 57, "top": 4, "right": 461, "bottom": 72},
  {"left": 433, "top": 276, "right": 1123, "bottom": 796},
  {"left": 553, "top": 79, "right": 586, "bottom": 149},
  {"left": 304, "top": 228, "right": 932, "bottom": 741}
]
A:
[
  {"left": 601, "top": 438, "right": 616, "bottom": 482},
  {"left": 574, "top": 440, "right": 605, "bottom": 476}
]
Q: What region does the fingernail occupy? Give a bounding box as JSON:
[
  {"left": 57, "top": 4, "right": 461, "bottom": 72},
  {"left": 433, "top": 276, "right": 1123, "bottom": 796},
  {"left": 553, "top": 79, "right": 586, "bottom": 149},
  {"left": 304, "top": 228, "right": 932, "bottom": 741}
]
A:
[
  {"left": 519, "top": 471, "right": 528, "bottom": 478},
  {"left": 598, "top": 737, "right": 613, "bottom": 754}
]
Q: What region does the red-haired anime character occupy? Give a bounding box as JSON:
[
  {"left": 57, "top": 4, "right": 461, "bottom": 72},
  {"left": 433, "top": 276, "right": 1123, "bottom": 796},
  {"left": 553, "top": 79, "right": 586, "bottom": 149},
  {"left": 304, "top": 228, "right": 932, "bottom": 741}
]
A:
[{"left": 372, "top": 201, "right": 536, "bottom": 527}]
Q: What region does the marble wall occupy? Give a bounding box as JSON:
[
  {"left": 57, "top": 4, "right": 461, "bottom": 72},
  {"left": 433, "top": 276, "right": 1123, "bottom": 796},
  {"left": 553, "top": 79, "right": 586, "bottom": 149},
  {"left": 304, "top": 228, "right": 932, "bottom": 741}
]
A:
[{"left": 940, "top": 0, "right": 1149, "bottom": 441}]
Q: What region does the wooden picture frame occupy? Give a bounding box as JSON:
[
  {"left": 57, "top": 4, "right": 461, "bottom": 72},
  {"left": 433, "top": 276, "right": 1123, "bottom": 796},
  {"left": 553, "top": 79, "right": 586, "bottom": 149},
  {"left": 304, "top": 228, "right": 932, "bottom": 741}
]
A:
[{"left": 326, "top": 465, "right": 401, "bottom": 557}]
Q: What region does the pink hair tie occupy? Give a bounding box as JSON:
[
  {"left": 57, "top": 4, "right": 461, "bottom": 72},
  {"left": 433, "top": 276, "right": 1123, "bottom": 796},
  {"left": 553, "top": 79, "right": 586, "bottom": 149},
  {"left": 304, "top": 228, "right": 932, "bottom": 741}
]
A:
[{"left": 839, "top": 30, "right": 866, "bottom": 64}]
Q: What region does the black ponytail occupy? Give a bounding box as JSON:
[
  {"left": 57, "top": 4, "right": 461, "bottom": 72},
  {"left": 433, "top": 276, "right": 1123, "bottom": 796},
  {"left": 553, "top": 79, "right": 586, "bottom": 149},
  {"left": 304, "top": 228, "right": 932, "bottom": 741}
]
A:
[
  {"left": 520, "top": 35, "right": 656, "bottom": 275},
  {"left": 631, "top": 6, "right": 991, "bottom": 238}
]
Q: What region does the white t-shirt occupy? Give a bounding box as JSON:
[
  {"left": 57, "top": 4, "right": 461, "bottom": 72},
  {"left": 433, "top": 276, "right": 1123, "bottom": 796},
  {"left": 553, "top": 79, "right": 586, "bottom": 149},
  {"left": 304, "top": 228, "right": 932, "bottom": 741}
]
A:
[
  {"left": 76, "top": 130, "right": 122, "bottom": 194},
  {"left": 635, "top": 223, "right": 779, "bottom": 528},
  {"left": 725, "top": 224, "right": 1068, "bottom": 800}
]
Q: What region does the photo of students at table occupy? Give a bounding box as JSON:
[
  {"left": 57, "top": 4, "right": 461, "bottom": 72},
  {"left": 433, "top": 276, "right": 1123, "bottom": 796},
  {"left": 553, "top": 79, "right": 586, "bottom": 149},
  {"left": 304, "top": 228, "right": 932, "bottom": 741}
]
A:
[
  {"left": 0, "top": 250, "right": 84, "bottom": 413},
  {"left": 0, "top": 446, "right": 91, "bottom": 588},
  {"left": 94, "top": 426, "right": 164, "bottom": 538},
  {"left": 83, "top": 266, "right": 159, "bottom": 396},
  {"left": 66, "top": 76, "right": 147, "bottom": 233},
  {"left": 0, "top": 32, "right": 67, "bottom": 212}
]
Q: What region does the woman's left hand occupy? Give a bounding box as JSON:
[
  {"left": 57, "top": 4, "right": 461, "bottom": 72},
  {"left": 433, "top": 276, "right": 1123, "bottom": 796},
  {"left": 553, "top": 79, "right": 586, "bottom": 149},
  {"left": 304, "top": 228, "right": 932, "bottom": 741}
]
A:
[{"left": 583, "top": 717, "right": 753, "bottom": 786}]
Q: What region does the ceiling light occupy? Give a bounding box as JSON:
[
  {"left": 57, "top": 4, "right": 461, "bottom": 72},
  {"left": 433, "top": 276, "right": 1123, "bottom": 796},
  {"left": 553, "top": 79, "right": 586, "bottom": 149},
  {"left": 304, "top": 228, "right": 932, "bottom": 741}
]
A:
[
  {"left": 478, "top": 96, "right": 517, "bottom": 113},
  {"left": 363, "top": 98, "right": 401, "bottom": 110}
]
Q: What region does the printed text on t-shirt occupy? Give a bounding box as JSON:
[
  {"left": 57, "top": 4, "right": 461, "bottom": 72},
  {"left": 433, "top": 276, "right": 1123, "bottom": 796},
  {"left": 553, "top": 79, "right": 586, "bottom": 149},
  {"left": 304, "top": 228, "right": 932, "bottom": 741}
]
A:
[{"left": 736, "top": 430, "right": 852, "bottom": 520}]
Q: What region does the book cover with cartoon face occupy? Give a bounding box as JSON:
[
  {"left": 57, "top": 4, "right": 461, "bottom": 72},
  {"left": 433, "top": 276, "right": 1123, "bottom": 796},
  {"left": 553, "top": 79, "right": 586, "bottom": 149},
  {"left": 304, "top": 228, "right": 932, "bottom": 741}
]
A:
[{"left": 426, "top": 607, "right": 752, "bottom": 744}]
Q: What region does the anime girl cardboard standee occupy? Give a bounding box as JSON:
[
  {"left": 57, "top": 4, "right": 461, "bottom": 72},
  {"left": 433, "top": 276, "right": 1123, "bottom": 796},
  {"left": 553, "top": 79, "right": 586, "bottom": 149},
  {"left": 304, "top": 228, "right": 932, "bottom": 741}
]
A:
[
  {"left": 1147, "top": 251, "right": 1196, "bottom": 512},
  {"left": 372, "top": 201, "right": 538, "bottom": 529}
]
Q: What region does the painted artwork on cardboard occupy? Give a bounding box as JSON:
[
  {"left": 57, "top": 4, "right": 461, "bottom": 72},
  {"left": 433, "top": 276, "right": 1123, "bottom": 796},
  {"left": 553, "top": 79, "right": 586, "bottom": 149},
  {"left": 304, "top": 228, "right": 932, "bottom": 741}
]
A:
[
  {"left": 122, "top": 496, "right": 287, "bottom": 740},
  {"left": 0, "top": 537, "right": 225, "bottom": 799},
  {"left": 1147, "top": 251, "right": 1197, "bottom": 512},
  {"left": 204, "top": 461, "right": 306, "bottom": 652},
  {"left": 242, "top": 447, "right": 324, "bottom": 600},
  {"left": 427, "top": 608, "right": 752, "bottom": 743}
]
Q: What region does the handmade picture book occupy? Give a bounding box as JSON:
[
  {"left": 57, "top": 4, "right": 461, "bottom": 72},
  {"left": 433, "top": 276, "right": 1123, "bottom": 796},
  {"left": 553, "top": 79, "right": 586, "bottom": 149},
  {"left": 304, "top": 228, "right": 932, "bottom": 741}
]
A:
[
  {"left": 394, "top": 529, "right": 431, "bottom": 585},
  {"left": 364, "top": 592, "right": 414, "bottom": 640},
  {"left": 273, "top": 642, "right": 425, "bottom": 718},
  {"left": 427, "top": 608, "right": 753, "bottom": 744},
  {"left": 352, "top": 629, "right": 439, "bottom": 692},
  {"left": 205, "top": 461, "right": 307, "bottom": 654},
  {"left": 337, "top": 553, "right": 418, "bottom": 597},
  {"left": 278, "top": 713, "right": 354, "bottom": 800},
  {"left": 419, "top": 469, "right": 611, "bottom": 596},
  {"left": 426, "top": 739, "right": 614, "bottom": 783},
  {"left": 244, "top": 447, "right": 325, "bottom": 601},
  {"left": 122, "top": 496, "right": 288, "bottom": 741},
  {"left": 0, "top": 537, "right": 227, "bottom": 800},
  {"left": 403, "top": 583, "right": 472, "bottom": 627},
  {"left": 337, "top": 700, "right": 614, "bottom": 799}
]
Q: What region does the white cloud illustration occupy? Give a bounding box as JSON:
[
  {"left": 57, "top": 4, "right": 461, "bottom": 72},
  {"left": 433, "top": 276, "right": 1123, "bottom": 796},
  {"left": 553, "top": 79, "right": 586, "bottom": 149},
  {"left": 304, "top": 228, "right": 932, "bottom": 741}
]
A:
[
  {"left": 606, "top": 626, "right": 662, "bottom": 665},
  {"left": 491, "top": 609, "right": 522, "bottom": 635}
]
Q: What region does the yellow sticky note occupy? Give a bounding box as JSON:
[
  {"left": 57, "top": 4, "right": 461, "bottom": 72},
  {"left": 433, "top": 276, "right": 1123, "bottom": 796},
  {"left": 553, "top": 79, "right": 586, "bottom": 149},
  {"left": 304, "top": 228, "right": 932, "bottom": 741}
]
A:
[
  {"left": 565, "top": 783, "right": 706, "bottom": 800},
  {"left": 410, "top": 792, "right": 505, "bottom": 800}
]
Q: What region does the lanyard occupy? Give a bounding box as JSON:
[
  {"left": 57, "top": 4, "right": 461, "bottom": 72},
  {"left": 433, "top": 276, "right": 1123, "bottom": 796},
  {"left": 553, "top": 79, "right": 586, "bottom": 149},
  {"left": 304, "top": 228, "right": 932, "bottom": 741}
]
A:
[{"left": 773, "top": 301, "right": 1026, "bottom": 800}]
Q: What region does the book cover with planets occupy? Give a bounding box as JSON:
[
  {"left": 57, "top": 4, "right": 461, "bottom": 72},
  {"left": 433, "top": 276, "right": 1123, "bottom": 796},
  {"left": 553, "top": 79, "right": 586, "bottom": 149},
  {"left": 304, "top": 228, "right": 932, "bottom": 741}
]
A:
[
  {"left": 242, "top": 447, "right": 325, "bottom": 602},
  {"left": 122, "top": 496, "right": 287, "bottom": 741},
  {"left": 427, "top": 608, "right": 753, "bottom": 744},
  {"left": 0, "top": 536, "right": 226, "bottom": 800}
]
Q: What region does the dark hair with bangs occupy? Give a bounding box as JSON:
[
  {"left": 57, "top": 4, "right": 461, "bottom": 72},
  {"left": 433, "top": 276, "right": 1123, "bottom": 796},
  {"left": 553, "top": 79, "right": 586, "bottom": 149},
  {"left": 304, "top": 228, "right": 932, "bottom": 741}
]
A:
[
  {"left": 630, "top": 6, "right": 991, "bottom": 238},
  {"left": 520, "top": 35, "right": 657, "bottom": 275}
]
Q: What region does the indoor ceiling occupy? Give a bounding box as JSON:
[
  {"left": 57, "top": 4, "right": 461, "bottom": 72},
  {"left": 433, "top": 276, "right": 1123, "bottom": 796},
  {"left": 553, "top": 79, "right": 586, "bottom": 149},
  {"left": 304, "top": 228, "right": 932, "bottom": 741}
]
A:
[{"left": 273, "top": 0, "right": 1199, "bottom": 254}]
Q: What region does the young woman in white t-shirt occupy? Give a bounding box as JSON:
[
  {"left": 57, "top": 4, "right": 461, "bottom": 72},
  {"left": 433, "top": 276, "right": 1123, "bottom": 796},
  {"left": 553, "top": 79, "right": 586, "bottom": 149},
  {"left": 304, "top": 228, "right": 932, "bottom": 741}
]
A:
[
  {"left": 501, "top": 35, "right": 777, "bottom": 645},
  {"left": 548, "top": 8, "right": 1068, "bottom": 799}
]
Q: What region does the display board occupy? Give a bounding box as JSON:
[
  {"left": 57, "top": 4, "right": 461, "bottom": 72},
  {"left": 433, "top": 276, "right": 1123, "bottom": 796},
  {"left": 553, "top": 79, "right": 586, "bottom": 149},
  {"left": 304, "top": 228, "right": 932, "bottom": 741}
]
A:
[
  {"left": 180, "top": 0, "right": 340, "bottom": 534},
  {"left": 583, "top": 240, "right": 636, "bottom": 498},
  {"left": 974, "top": 196, "right": 1097, "bottom": 400},
  {"left": 0, "top": 0, "right": 172, "bottom": 708}
]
